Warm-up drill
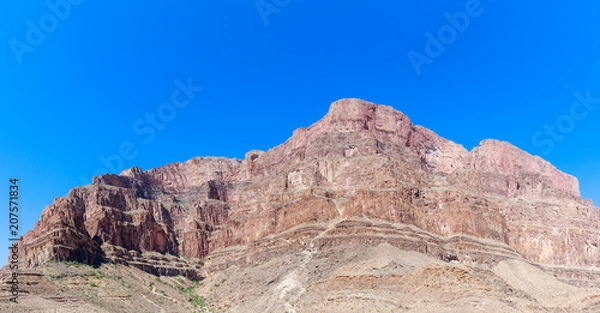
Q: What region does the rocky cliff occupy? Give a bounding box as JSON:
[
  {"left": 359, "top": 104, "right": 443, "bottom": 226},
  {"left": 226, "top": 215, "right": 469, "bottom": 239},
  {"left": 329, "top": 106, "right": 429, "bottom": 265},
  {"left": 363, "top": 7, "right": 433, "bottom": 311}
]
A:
[{"left": 10, "top": 98, "right": 600, "bottom": 285}]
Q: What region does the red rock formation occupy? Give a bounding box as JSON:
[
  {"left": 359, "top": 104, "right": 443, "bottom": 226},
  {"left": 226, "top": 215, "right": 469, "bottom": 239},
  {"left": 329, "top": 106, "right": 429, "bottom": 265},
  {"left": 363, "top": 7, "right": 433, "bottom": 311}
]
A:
[{"left": 10, "top": 98, "right": 600, "bottom": 281}]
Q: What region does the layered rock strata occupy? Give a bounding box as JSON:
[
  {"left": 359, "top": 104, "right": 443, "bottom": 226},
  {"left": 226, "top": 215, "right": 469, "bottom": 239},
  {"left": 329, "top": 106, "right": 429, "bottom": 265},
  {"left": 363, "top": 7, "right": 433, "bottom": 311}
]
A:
[{"left": 10, "top": 98, "right": 600, "bottom": 283}]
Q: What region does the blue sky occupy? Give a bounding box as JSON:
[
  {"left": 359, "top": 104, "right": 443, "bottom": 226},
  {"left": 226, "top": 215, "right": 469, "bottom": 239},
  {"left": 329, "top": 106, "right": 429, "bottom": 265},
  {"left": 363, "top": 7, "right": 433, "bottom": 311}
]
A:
[{"left": 1, "top": 0, "right": 599, "bottom": 265}]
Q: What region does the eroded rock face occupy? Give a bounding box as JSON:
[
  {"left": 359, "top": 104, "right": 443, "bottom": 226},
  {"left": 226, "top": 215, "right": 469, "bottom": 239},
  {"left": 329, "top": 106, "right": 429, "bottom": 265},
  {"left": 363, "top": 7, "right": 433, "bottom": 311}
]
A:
[{"left": 10, "top": 98, "right": 600, "bottom": 280}]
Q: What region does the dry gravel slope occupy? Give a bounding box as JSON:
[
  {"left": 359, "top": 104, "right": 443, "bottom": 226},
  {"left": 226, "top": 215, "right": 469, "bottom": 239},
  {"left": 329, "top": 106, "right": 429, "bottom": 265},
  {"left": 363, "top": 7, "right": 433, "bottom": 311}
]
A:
[
  {"left": 197, "top": 221, "right": 600, "bottom": 313},
  {"left": 3, "top": 237, "right": 600, "bottom": 312}
]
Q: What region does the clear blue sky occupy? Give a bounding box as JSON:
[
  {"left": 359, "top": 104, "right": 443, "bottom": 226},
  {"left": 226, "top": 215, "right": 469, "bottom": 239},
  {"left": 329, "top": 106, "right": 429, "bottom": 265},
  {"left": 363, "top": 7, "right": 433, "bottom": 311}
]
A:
[{"left": 1, "top": 0, "right": 599, "bottom": 265}]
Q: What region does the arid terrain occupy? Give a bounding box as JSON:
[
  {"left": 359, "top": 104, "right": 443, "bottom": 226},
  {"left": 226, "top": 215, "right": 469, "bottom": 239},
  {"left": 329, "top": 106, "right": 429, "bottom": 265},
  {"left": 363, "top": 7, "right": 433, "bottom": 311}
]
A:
[{"left": 2, "top": 98, "right": 600, "bottom": 312}]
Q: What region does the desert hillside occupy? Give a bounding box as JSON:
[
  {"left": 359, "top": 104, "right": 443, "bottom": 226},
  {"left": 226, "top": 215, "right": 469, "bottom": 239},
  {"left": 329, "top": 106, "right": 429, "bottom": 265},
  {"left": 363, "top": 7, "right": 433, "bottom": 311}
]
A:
[{"left": 2, "top": 99, "right": 600, "bottom": 312}]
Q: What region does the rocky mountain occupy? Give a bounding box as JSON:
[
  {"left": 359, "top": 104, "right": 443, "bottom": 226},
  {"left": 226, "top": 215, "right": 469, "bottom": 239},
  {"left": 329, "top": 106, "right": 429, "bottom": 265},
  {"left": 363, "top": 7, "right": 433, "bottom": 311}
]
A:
[{"left": 2, "top": 98, "right": 600, "bottom": 312}]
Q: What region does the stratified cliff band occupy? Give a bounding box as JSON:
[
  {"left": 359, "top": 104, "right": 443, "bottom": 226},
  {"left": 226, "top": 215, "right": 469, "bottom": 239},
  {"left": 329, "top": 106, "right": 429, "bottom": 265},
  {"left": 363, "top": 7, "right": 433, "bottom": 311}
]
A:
[{"left": 12, "top": 99, "right": 600, "bottom": 286}]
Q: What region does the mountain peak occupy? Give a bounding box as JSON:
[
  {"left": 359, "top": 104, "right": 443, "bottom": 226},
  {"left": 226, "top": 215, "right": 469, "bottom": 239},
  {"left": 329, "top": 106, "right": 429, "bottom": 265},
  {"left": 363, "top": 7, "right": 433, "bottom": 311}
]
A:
[{"left": 6, "top": 99, "right": 598, "bottom": 297}]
